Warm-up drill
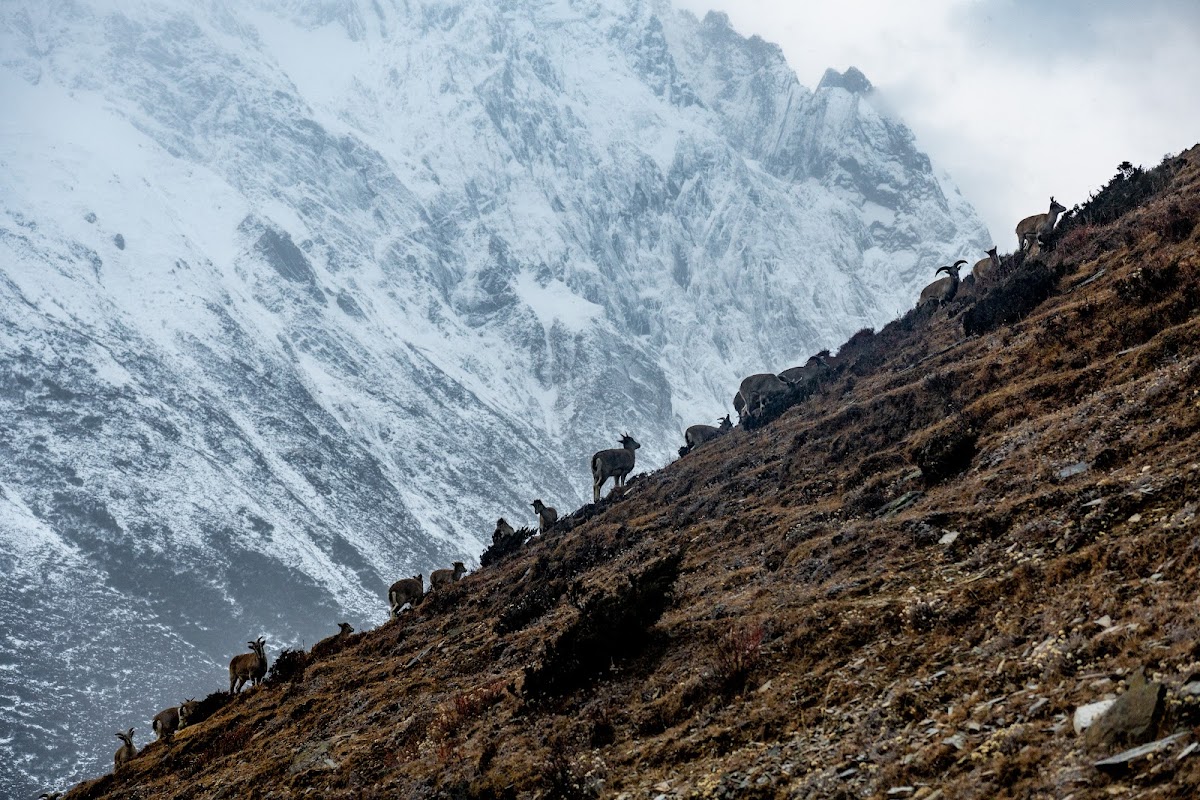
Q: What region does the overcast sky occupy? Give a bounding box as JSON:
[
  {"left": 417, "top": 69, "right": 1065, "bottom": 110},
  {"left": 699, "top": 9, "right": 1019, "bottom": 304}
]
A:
[{"left": 675, "top": 0, "right": 1200, "bottom": 248}]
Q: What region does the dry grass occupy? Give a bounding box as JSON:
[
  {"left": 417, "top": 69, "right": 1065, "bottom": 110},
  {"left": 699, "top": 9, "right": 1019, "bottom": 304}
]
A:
[{"left": 64, "top": 146, "right": 1200, "bottom": 799}]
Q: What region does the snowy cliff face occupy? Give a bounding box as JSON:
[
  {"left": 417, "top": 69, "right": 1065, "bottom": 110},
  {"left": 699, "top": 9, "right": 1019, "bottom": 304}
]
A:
[{"left": 0, "top": 0, "right": 989, "bottom": 793}]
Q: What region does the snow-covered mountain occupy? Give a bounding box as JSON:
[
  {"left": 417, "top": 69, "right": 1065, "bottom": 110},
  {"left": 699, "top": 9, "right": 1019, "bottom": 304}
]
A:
[{"left": 0, "top": 0, "right": 989, "bottom": 793}]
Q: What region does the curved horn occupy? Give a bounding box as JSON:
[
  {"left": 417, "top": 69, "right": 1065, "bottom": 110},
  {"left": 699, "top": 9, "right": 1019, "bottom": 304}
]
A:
[
  {"left": 952, "top": 259, "right": 967, "bottom": 268},
  {"left": 935, "top": 265, "right": 951, "bottom": 276}
]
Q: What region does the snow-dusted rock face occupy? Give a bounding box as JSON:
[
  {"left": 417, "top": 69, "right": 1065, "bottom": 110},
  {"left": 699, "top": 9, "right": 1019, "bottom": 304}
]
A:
[{"left": 0, "top": 0, "right": 988, "bottom": 792}]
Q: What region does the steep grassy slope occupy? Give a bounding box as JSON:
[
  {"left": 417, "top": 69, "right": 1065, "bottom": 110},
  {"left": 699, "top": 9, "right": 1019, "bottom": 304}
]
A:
[{"left": 63, "top": 147, "right": 1200, "bottom": 799}]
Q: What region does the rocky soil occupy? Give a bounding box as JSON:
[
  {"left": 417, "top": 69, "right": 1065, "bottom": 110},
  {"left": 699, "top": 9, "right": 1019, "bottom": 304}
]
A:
[{"left": 59, "top": 147, "right": 1200, "bottom": 799}]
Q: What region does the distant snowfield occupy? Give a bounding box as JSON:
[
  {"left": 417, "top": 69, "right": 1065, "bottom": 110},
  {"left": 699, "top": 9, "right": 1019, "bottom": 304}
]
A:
[
  {"left": 515, "top": 271, "right": 605, "bottom": 333},
  {"left": 0, "top": 0, "right": 987, "bottom": 794}
]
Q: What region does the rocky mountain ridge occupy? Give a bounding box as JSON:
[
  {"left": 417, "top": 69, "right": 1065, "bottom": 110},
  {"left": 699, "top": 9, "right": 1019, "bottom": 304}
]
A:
[{"left": 53, "top": 143, "right": 1200, "bottom": 799}]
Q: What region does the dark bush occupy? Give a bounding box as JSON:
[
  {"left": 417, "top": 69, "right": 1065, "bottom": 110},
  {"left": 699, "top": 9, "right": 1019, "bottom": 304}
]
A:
[
  {"left": 522, "top": 551, "right": 682, "bottom": 701},
  {"left": 265, "top": 648, "right": 307, "bottom": 687},
  {"left": 186, "top": 690, "right": 232, "bottom": 726},
  {"left": 962, "top": 262, "right": 1058, "bottom": 337},
  {"left": 909, "top": 415, "right": 978, "bottom": 485},
  {"left": 1113, "top": 259, "right": 1180, "bottom": 304},
  {"left": 1053, "top": 157, "right": 1183, "bottom": 242},
  {"left": 1150, "top": 199, "right": 1199, "bottom": 243},
  {"left": 480, "top": 525, "right": 534, "bottom": 567}
]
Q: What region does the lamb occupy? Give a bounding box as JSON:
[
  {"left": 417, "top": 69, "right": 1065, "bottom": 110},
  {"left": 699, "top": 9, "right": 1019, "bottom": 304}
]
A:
[
  {"left": 494, "top": 517, "right": 517, "bottom": 544},
  {"left": 737, "top": 373, "right": 790, "bottom": 419},
  {"left": 311, "top": 622, "right": 354, "bottom": 658},
  {"left": 591, "top": 434, "right": 641, "bottom": 502},
  {"left": 530, "top": 499, "right": 558, "bottom": 533},
  {"left": 389, "top": 574, "right": 424, "bottom": 617},
  {"left": 917, "top": 260, "right": 967, "bottom": 308},
  {"left": 113, "top": 728, "right": 136, "bottom": 771},
  {"left": 972, "top": 246, "right": 1000, "bottom": 284},
  {"left": 431, "top": 561, "right": 467, "bottom": 589},
  {"left": 228, "top": 636, "right": 268, "bottom": 695},
  {"left": 684, "top": 414, "right": 732, "bottom": 450},
  {"left": 1015, "top": 196, "right": 1067, "bottom": 251}
]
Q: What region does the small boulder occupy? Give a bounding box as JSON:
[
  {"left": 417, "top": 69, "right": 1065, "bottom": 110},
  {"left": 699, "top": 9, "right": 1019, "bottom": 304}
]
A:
[
  {"left": 1085, "top": 669, "right": 1165, "bottom": 748},
  {"left": 909, "top": 416, "right": 977, "bottom": 485},
  {"left": 1074, "top": 699, "right": 1115, "bottom": 735}
]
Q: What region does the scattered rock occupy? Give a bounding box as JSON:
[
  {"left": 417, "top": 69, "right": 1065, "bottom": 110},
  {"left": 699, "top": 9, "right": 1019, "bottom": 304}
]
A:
[
  {"left": 937, "top": 530, "right": 960, "bottom": 545},
  {"left": 1085, "top": 669, "right": 1165, "bottom": 748},
  {"left": 113, "top": 233, "right": 125, "bottom": 250},
  {"left": 1094, "top": 732, "right": 1188, "bottom": 773},
  {"left": 942, "top": 733, "right": 966, "bottom": 750},
  {"left": 1094, "top": 615, "right": 1113, "bottom": 629},
  {"left": 887, "top": 788, "right": 916, "bottom": 796},
  {"left": 1074, "top": 699, "right": 1116, "bottom": 735},
  {"left": 1128, "top": 513, "right": 1142, "bottom": 523},
  {"left": 84, "top": 211, "right": 97, "bottom": 223},
  {"left": 875, "top": 490, "right": 923, "bottom": 518},
  {"left": 1057, "top": 461, "right": 1090, "bottom": 480}
]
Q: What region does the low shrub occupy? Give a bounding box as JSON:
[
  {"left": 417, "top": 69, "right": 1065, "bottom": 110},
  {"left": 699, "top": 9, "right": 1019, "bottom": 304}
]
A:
[
  {"left": 1054, "top": 157, "right": 1183, "bottom": 240},
  {"left": 713, "top": 622, "right": 766, "bottom": 692},
  {"left": 185, "top": 690, "right": 232, "bottom": 726},
  {"left": 962, "top": 262, "right": 1058, "bottom": 337},
  {"left": 522, "top": 551, "right": 682, "bottom": 701},
  {"left": 265, "top": 648, "right": 307, "bottom": 687},
  {"left": 909, "top": 415, "right": 978, "bottom": 485},
  {"left": 480, "top": 525, "right": 534, "bottom": 567}
]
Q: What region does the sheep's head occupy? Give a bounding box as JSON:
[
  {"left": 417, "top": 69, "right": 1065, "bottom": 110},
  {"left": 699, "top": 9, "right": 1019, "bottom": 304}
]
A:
[
  {"left": 1050, "top": 196, "right": 1066, "bottom": 213},
  {"left": 619, "top": 434, "right": 641, "bottom": 450},
  {"left": 718, "top": 414, "right": 732, "bottom": 430},
  {"left": 178, "top": 698, "right": 199, "bottom": 726},
  {"left": 248, "top": 637, "right": 266, "bottom": 659},
  {"left": 531, "top": 499, "right": 544, "bottom": 512},
  {"left": 936, "top": 260, "right": 967, "bottom": 277},
  {"left": 986, "top": 246, "right": 998, "bottom": 258},
  {"left": 338, "top": 622, "right": 354, "bottom": 635}
]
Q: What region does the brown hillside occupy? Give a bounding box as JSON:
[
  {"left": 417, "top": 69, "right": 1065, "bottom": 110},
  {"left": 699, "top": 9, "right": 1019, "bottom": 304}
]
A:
[{"left": 67, "top": 147, "right": 1200, "bottom": 800}]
